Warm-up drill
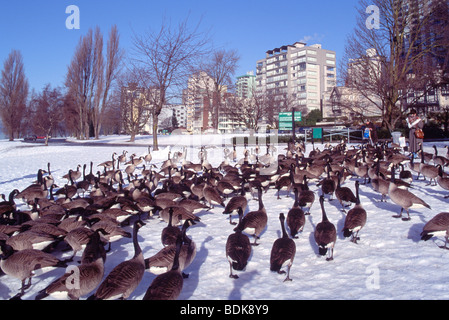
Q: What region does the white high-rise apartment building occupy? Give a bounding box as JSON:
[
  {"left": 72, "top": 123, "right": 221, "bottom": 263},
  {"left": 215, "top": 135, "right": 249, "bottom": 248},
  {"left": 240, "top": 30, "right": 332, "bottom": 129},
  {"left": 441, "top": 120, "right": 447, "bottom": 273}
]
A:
[{"left": 256, "top": 41, "right": 337, "bottom": 114}]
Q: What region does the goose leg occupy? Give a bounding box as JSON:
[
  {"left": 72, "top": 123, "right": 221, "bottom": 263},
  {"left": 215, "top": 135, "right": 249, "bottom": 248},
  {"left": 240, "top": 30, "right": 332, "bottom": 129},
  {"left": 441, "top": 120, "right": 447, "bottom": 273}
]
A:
[
  {"left": 283, "top": 264, "right": 293, "bottom": 282},
  {"left": 326, "top": 247, "right": 334, "bottom": 261},
  {"left": 229, "top": 263, "right": 239, "bottom": 279},
  {"left": 251, "top": 235, "right": 260, "bottom": 246},
  {"left": 402, "top": 209, "right": 411, "bottom": 221},
  {"left": 351, "top": 231, "right": 360, "bottom": 244},
  {"left": 392, "top": 208, "right": 404, "bottom": 219}
]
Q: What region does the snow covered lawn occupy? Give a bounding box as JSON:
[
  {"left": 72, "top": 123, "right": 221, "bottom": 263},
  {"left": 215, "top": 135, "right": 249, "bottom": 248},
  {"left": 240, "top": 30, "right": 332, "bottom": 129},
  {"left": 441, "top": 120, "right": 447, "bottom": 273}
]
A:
[{"left": 0, "top": 134, "right": 448, "bottom": 300}]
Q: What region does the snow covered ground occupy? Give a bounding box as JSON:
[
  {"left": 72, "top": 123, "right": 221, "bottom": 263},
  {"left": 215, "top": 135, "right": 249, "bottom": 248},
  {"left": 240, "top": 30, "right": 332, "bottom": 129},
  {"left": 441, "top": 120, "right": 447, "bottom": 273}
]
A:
[{"left": 0, "top": 133, "right": 449, "bottom": 301}]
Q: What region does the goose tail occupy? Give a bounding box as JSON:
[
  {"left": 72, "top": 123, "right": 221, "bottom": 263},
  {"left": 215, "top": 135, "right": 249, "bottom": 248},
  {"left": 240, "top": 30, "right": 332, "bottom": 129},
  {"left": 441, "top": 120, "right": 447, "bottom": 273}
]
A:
[
  {"left": 420, "top": 232, "right": 433, "bottom": 241},
  {"left": 343, "top": 228, "right": 352, "bottom": 238},
  {"left": 318, "top": 246, "right": 328, "bottom": 256}
]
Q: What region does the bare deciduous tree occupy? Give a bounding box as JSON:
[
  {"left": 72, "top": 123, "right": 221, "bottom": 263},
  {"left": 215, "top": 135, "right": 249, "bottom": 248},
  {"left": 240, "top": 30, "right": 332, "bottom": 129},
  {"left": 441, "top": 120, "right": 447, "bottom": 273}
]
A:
[
  {"left": 65, "top": 25, "right": 122, "bottom": 140},
  {"left": 118, "top": 69, "right": 153, "bottom": 142},
  {"left": 28, "top": 84, "right": 64, "bottom": 145},
  {"left": 0, "top": 50, "right": 29, "bottom": 141},
  {"left": 341, "top": 0, "right": 449, "bottom": 132},
  {"left": 224, "top": 90, "right": 271, "bottom": 132},
  {"left": 201, "top": 49, "right": 239, "bottom": 129},
  {"left": 132, "top": 17, "right": 210, "bottom": 150},
  {"left": 94, "top": 25, "right": 123, "bottom": 139}
]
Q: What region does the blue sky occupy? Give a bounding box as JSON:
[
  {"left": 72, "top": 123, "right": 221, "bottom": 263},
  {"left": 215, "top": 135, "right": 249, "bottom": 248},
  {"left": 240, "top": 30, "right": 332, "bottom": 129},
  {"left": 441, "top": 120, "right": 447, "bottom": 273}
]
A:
[{"left": 0, "top": 0, "right": 361, "bottom": 92}]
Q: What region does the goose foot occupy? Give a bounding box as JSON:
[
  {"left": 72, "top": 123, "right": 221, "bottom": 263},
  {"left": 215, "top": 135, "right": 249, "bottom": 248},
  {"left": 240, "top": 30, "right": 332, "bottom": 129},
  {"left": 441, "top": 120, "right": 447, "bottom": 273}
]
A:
[
  {"left": 283, "top": 277, "right": 293, "bottom": 282},
  {"left": 401, "top": 217, "right": 411, "bottom": 221},
  {"left": 229, "top": 274, "right": 239, "bottom": 279},
  {"left": 392, "top": 214, "right": 402, "bottom": 219}
]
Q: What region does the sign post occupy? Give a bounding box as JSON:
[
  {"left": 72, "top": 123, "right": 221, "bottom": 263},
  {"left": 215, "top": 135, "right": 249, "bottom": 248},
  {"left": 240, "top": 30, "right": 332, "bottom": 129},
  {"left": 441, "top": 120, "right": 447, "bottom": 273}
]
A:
[{"left": 278, "top": 111, "right": 302, "bottom": 142}]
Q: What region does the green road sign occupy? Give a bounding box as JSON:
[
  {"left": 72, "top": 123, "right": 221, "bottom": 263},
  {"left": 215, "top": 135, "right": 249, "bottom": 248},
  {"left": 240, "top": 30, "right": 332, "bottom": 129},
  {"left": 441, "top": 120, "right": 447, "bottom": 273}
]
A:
[
  {"left": 279, "top": 122, "right": 293, "bottom": 130},
  {"left": 279, "top": 112, "right": 302, "bottom": 122}
]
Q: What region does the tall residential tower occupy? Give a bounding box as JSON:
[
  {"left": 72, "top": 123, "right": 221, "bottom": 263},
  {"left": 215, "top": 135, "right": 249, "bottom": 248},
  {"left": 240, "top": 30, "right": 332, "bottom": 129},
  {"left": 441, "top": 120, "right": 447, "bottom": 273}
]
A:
[{"left": 255, "top": 41, "right": 336, "bottom": 115}]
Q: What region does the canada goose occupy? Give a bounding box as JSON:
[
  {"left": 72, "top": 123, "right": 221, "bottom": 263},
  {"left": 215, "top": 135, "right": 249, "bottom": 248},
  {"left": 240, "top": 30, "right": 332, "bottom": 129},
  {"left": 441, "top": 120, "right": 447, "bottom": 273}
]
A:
[
  {"left": 125, "top": 163, "right": 137, "bottom": 182},
  {"left": 223, "top": 179, "right": 248, "bottom": 225},
  {"left": 335, "top": 171, "right": 357, "bottom": 212},
  {"left": 88, "top": 220, "right": 146, "bottom": 300},
  {"left": 35, "top": 229, "right": 107, "bottom": 300},
  {"left": 75, "top": 164, "right": 90, "bottom": 196},
  {"left": 389, "top": 165, "right": 431, "bottom": 221},
  {"left": 226, "top": 207, "right": 251, "bottom": 279},
  {"left": 54, "top": 179, "right": 77, "bottom": 200},
  {"left": 161, "top": 208, "right": 182, "bottom": 247},
  {"left": 216, "top": 180, "right": 236, "bottom": 198},
  {"left": 43, "top": 162, "right": 55, "bottom": 189},
  {"left": 56, "top": 211, "right": 88, "bottom": 231},
  {"left": 142, "top": 231, "right": 184, "bottom": 300},
  {"left": 90, "top": 220, "right": 132, "bottom": 252},
  {"left": 418, "top": 143, "right": 433, "bottom": 163},
  {"left": 126, "top": 154, "right": 144, "bottom": 167},
  {"left": 101, "top": 207, "right": 133, "bottom": 225},
  {"left": 62, "top": 165, "right": 82, "bottom": 183},
  {"left": 16, "top": 180, "right": 51, "bottom": 205},
  {"left": 26, "top": 223, "right": 67, "bottom": 239},
  {"left": 421, "top": 212, "right": 449, "bottom": 249},
  {"left": 0, "top": 242, "right": 67, "bottom": 299},
  {"left": 342, "top": 181, "right": 367, "bottom": 243},
  {"left": 0, "top": 189, "right": 19, "bottom": 218},
  {"left": 84, "top": 162, "right": 96, "bottom": 185},
  {"left": 98, "top": 152, "right": 117, "bottom": 171},
  {"left": 63, "top": 227, "right": 95, "bottom": 261},
  {"left": 233, "top": 186, "right": 267, "bottom": 246},
  {"left": 370, "top": 162, "right": 390, "bottom": 202},
  {"left": 320, "top": 164, "right": 336, "bottom": 201},
  {"left": 432, "top": 145, "right": 449, "bottom": 167},
  {"left": 353, "top": 155, "right": 369, "bottom": 184},
  {"left": 177, "top": 198, "right": 208, "bottom": 214},
  {"left": 305, "top": 161, "right": 324, "bottom": 180},
  {"left": 203, "top": 184, "right": 225, "bottom": 209},
  {"left": 275, "top": 173, "right": 292, "bottom": 200},
  {"left": 436, "top": 165, "right": 449, "bottom": 198},
  {"left": 5, "top": 228, "right": 60, "bottom": 251},
  {"left": 297, "top": 175, "right": 315, "bottom": 214},
  {"left": 418, "top": 151, "right": 439, "bottom": 186},
  {"left": 315, "top": 195, "right": 337, "bottom": 261},
  {"left": 145, "top": 219, "right": 196, "bottom": 276},
  {"left": 270, "top": 213, "right": 296, "bottom": 282},
  {"left": 408, "top": 156, "right": 422, "bottom": 180},
  {"left": 16, "top": 169, "right": 46, "bottom": 199},
  {"left": 117, "top": 150, "right": 128, "bottom": 164},
  {"left": 286, "top": 187, "right": 305, "bottom": 239},
  {"left": 159, "top": 206, "right": 200, "bottom": 226},
  {"left": 398, "top": 163, "right": 413, "bottom": 184}
]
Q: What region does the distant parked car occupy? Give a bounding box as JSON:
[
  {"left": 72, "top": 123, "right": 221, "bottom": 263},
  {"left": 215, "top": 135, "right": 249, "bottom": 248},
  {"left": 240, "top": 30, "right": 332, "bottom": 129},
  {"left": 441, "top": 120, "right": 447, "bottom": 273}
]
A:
[{"left": 23, "top": 135, "right": 47, "bottom": 143}]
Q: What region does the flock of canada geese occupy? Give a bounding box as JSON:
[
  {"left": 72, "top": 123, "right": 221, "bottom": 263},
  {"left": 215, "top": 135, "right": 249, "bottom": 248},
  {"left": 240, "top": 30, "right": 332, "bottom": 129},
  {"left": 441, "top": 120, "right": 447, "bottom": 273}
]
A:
[{"left": 1, "top": 139, "right": 449, "bottom": 300}]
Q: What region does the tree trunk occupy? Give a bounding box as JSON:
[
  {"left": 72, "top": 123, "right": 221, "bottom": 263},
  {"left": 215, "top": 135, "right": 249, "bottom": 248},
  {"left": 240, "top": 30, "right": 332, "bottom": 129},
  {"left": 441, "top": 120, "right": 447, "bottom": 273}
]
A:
[{"left": 152, "top": 116, "right": 159, "bottom": 151}]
